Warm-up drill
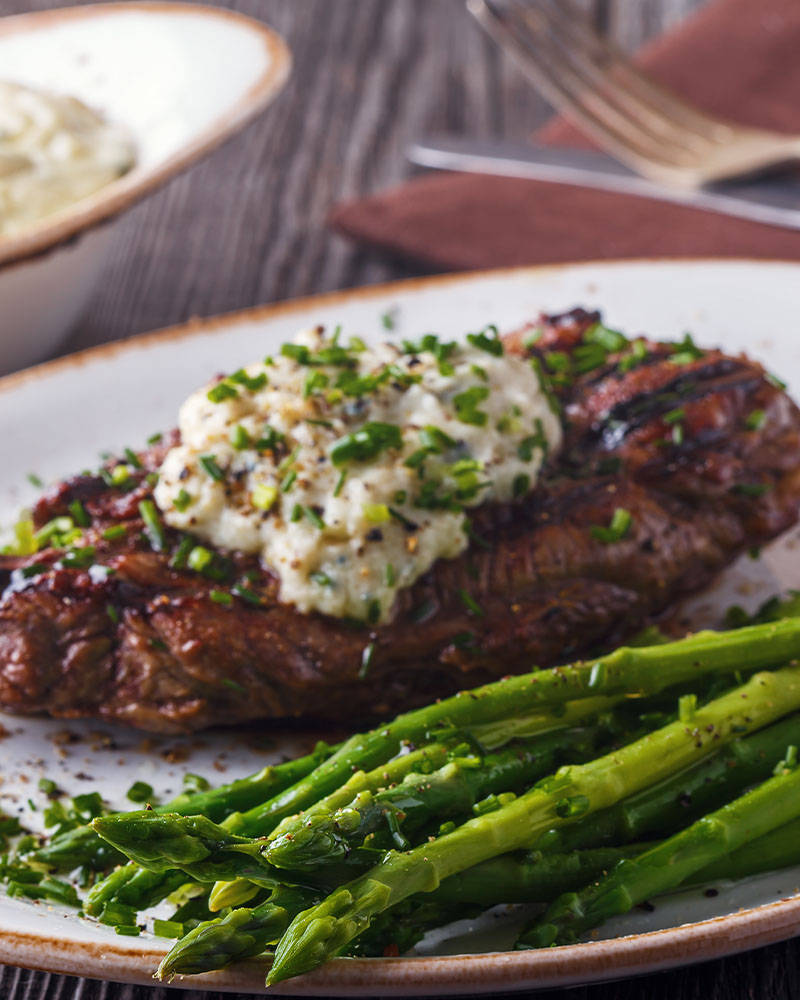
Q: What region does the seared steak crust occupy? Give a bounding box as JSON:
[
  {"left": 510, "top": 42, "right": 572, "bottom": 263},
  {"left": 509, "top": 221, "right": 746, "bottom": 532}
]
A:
[{"left": 3, "top": 310, "right": 800, "bottom": 732}]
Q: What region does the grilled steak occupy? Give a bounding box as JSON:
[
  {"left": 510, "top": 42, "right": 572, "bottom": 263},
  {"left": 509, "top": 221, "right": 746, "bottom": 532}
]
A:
[{"left": 2, "top": 309, "right": 800, "bottom": 733}]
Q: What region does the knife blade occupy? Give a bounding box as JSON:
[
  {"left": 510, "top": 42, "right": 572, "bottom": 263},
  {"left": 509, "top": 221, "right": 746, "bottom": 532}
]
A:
[{"left": 408, "top": 137, "right": 800, "bottom": 231}]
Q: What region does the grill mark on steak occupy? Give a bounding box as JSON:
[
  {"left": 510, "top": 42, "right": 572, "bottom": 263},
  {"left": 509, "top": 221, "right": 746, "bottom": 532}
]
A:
[{"left": 3, "top": 309, "right": 800, "bottom": 732}]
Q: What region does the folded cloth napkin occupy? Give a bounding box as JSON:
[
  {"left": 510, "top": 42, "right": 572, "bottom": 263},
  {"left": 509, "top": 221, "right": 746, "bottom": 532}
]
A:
[{"left": 329, "top": 0, "right": 800, "bottom": 270}]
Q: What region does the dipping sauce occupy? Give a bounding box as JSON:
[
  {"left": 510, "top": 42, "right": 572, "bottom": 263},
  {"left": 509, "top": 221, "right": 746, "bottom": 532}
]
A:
[
  {"left": 155, "top": 325, "right": 562, "bottom": 622},
  {"left": 0, "top": 80, "right": 135, "bottom": 237}
]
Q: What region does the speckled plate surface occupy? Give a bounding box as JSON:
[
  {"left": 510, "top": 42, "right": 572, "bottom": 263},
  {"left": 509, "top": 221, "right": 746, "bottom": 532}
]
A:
[{"left": 2, "top": 260, "right": 800, "bottom": 995}]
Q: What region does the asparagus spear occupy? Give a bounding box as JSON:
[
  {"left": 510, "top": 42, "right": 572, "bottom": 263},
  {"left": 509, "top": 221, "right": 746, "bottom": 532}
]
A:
[
  {"left": 30, "top": 741, "right": 337, "bottom": 873},
  {"left": 534, "top": 712, "right": 800, "bottom": 852},
  {"left": 90, "top": 811, "right": 382, "bottom": 890},
  {"left": 434, "top": 814, "right": 800, "bottom": 906},
  {"left": 265, "top": 728, "right": 603, "bottom": 870},
  {"left": 85, "top": 865, "right": 190, "bottom": 917},
  {"left": 218, "top": 621, "right": 800, "bottom": 845},
  {"left": 94, "top": 719, "right": 609, "bottom": 907},
  {"left": 267, "top": 663, "right": 800, "bottom": 984},
  {"left": 517, "top": 756, "right": 800, "bottom": 948},
  {"left": 160, "top": 812, "right": 800, "bottom": 980},
  {"left": 158, "top": 885, "right": 320, "bottom": 978}
]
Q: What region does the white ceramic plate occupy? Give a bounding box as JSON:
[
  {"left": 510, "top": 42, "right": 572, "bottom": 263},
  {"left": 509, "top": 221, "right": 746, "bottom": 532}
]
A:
[{"left": 2, "top": 259, "right": 800, "bottom": 995}]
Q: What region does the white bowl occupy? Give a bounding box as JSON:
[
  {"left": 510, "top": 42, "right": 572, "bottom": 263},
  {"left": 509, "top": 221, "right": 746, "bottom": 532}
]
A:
[{"left": 0, "top": 2, "right": 291, "bottom": 375}]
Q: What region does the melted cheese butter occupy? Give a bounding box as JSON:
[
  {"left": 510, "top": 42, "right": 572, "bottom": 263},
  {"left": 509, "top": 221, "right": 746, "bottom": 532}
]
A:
[
  {"left": 155, "top": 327, "right": 562, "bottom": 622},
  {"left": 0, "top": 80, "right": 135, "bottom": 237}
]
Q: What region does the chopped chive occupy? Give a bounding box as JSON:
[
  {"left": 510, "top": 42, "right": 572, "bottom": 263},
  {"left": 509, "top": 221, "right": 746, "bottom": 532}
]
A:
[
  {"left": 183, "top": 772, "right": 211, "bottom": 792},
  {"left": 767, "top": 372, "right": 787, "bottom": 391},
  {"left": 27, "top": 473, "right": 44, "bottom": 488},
  {"left": 310, "top": 571, "right": 333, "bottom": 586},
  {"left": 366, "top": 599, "right": 381, "bottom": 624},
  {"left": 746, "top": 409, "right": 766, "bottom": 430},
  {"left": 198, "top": 455, "right": 225, "bottom": 482},
  {"left": 277, "top": 445, "right": 302, "bottom": 474},
  {"left": 153, "top": 919, "right": 184, "bottom": 939},
  {"left": 106, "top": 603, "right": 120, "bottom": 624},
  {"left": 388, "top": 507, "right": 418, "bottom": 531},
  {"left": 231, "top": 425, "right": 251, "bottom": 450},
  {"left": 146, "top": 432, "right": 163, "bottom": 445},
  {"left": 467, "top": 324, "right": 503, "bottom": 356},
  {"left": 138, "top": 500, "right": 168, "bottom": 552},
  {"left": 333, "top": 470, "right": 347, "bottom": 498},
  {"left": 663, "top": 407, "right": 685, "bottom": 424},
  {"left": 210, "top": 589, "right": 233, "bottom": 606},
  {"left": 385, "top": 563, "right": 396, "bottom": 586},
  {"left": 187, "top": 546, "right": 213, "bottom": 573},
  {"left": 512, "top": 473, "right": 530, "bottom": 499},
  {"left": 256, "top": 425, "right": 286, "bottom": 452},
  {"left": 303, "top": 370, "right": 330, "bottom": 398},
  {"left": 252, "top": 484, "right": 278, "bottom": 510},
  {"left": 230, "top": 368, "right": 268, "bottom": 392},
  {"left": 306, "top": 418, "right": 334, "bottom": 428},
  {"left": 123, "top": 448, "right": 142, "bottom": 469},
  {"left": 359, "top": 642, "right": 376, "bottom": 678},
  {"left": 290, "top": 503, "right": 303, "bottom": 523},
  {"left": 584, "top": 322, "right": 628, "bottom": 353},
  {"left": 114, "top": 925, "right": 141, "bottom": 937},
  {"left": 453, "top": 386, "right": 490, "bottom": 427},
  {"left": 329, "top": 422, "right": 403, "bottom": 466},
  {"left": 68, "top": 499, "right": 91, "bottom": 527},
  {"left": 303, "top": 506, "right": 326, "bottom": 530},
  {"left": 110, "top": 464, "right": 132, "bottom": 486},
  {"left": 105, "top": 527, "right": 129, "bottom": 543},
  {"left": 126, "top": 781, "right": 154, "bottom": 803},
  {"left": 173, "top": 488, "right": 193, "bottom": 512},
  {"left": 517, "top": 421, "right": 548, "bottom": 461},
  {"left": 20, "top": 562, "right": 47, "bottom": 579},
  {"left": 590, "top": 507, "right": 633, "bottom": 543},
  {"left": 281, "top": 470, "right": 298, "bottom": 493},
  {"left": 207, "top": 381, "right": 238, "bottom": 403},
  {"left": 459, "top": 589, "right": 484, "bottom": 616},
  {"left": 170, "top": 534, "right": 195, "bottom": 570},
  {"left": 731, "top": 483, "right": 771, "bottom": 497},
  {"left": 60, "top": 545, "right": 96, "bottom": 569},
  {"left": 363, "top": 503, "right": 390, "bottom": 524},
  {"left": 232, "top": 583, "right": 262, "bottom": 606},
  {"left": 221, "top": 677, "right": 247, "bottom": 694},
  {"left": 38, "top": 778, "right": 59, "bottom": 797}
]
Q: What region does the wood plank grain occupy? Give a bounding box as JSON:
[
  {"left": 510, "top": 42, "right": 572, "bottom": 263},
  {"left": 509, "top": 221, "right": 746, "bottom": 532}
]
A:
[{"left": 6, "top": 1, "right": 800, "bottom": 999}]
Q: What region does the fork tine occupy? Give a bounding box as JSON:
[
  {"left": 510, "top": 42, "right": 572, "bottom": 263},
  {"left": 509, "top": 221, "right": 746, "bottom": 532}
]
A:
[
  {"left": 528, "top": 0, "right": 712, "bottom": 156},
  {"left": 471, "top": 0, "right": 696, "bottom": 170},
  {"left": 536, "top": 0, "right": 731, "bottom": 144}
]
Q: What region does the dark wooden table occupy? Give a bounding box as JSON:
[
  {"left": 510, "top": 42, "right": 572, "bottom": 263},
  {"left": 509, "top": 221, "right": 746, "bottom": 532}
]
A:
[{"left": 2, "top": 0, "right": 799, "bottom": 997}]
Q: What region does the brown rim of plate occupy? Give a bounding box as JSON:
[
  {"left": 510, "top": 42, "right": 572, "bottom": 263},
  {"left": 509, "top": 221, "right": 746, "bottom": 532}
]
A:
[
  {"left": 0, "top": 2, "right": 291, "bottom": 269},
  {"left": 1, "top": 255, "right": 799, "bottom": 394},
  {"left": 0, "top": 892, "right": 799, "bottom": 995},
  {"left": 1, "top": 258, "right": 799, "bottom": 993}
]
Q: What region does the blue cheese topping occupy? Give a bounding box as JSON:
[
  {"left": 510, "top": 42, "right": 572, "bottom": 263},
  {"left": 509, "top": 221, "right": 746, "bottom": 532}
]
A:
[{"left": 154, "top": 326, "right": 561, "bottom": 622}]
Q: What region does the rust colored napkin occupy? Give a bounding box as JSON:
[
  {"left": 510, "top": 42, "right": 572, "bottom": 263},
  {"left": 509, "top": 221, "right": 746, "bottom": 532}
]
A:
[{"left": 329, "top": 0, "right": 800, "bottom": 269}]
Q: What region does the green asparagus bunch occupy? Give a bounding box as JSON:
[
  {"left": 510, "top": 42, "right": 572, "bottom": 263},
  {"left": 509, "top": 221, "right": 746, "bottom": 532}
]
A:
[
  {"left": 517, "top": 754, "right": 800, "bottom": 947},
  {"left": 267, "top": 663, "right": 800, "bottom": 983}
]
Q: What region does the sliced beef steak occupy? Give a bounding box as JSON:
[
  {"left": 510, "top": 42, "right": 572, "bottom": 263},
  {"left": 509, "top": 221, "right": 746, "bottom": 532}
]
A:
[{"left": 3, "top": 310, "right": 800, "bottom": 732}]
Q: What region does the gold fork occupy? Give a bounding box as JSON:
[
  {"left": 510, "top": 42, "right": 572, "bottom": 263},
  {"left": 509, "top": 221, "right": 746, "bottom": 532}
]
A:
[{"left": 469, "top": 0, "right": 800, "bottom": 189}]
